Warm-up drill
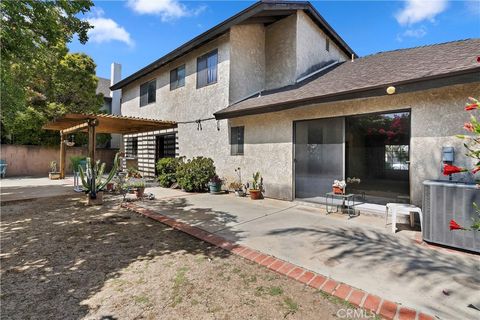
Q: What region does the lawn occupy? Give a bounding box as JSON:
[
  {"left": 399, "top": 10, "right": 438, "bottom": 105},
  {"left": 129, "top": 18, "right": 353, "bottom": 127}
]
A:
[{"left": 1, "top": 195, "right": 374, "bottom": 319}]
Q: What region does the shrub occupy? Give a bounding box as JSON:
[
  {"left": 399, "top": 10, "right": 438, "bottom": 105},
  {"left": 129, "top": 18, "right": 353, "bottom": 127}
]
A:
[
  {"left": 156, "top": 157, "right": 183, "bottom": 187},
  {"left": 176, "top": 157, "right": 215, "bottom": 192}
]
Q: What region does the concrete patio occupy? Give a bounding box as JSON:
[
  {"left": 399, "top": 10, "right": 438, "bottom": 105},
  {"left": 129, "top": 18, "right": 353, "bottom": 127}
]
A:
[
  {"left": 0, "top": 176, "right": 76, "bottom": 202},
  {"left": 139, "top": 187, "right": 480, "bottom": 320}
]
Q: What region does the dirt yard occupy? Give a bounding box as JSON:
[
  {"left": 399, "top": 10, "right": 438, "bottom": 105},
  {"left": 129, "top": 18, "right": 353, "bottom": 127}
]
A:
[{"left": 1, "top": 195, "right": 375, "bottom": 320}]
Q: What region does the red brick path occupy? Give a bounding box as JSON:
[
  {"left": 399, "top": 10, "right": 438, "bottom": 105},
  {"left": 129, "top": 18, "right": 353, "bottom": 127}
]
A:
[{"left": 122, "top": 203, "right": 435, "bottom": 320}]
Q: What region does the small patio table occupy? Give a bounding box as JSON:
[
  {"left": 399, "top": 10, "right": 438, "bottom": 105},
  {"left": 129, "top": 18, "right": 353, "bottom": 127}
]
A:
[{"left": 325, "top": 192, "right": 358, "bottom": 217}]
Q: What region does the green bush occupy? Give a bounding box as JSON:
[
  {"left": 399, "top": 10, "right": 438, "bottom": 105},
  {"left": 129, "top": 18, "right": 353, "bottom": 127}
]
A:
[
  {"left": 176, "top": 157, "right": 215, "bottom": 192},
  {"left": 156, "top": 157, "right": 182, "bottom": 187}
]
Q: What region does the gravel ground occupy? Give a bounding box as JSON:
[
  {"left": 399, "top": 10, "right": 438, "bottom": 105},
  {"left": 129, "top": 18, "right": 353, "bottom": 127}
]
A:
[{"left": 1, "top": 195, "right": 375, "bottom": 320}]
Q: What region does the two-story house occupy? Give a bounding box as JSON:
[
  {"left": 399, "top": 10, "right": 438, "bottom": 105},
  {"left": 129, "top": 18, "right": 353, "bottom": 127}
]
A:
[{"left": 111, "top": 1, "right": 479, "bottom": 206}]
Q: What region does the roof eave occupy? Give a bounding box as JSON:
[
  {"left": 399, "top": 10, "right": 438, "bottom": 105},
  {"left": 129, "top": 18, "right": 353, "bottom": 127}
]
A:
[{"left": 214, "top": 67, "right": 480, "bottom": 120}]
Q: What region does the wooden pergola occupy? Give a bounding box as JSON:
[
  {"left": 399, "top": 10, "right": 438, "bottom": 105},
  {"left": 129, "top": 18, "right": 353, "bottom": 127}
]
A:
[{"left": 43, "top": 113, "right": 177, "bottom": 178}]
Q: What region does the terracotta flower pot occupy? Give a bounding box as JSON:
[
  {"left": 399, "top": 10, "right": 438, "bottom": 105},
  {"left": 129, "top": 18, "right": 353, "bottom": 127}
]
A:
[
  {"left": 49, "top": 172, "right": 61, "bottom": 180},
  {"left": 86, "top": 191, "right": 103, "bottom": 206},
  {"left": 333, "top": 186, "right": 344, "bottom": 194},
  {"left": 135, "top": 187, "right": 145, "bottom": 198},
  {"left": 249, "top": 189, "right": 262, "bottom": 200}
]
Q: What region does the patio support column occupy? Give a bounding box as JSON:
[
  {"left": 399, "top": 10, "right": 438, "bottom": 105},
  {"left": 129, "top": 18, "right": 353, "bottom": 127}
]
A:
[
  {"left": 87, "top": 119, "right": 97, "bottom": 163},
  {"left": 87, "top": 119, "right": 98, "bottom": 199},
  {"left": 59, "top": 131, "right": 66, "bottom": 179}
]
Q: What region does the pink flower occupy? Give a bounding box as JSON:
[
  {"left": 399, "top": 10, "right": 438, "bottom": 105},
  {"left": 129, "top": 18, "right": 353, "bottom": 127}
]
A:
[
  {"left": 464, "top": 122, "right": 475, "bottom": 132},
  {"left": 379, "top": 128, "right": 386, "bottom": 135}
]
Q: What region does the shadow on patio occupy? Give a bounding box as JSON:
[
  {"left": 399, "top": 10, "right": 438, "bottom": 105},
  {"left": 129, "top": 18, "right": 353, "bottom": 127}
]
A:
[{"left": 265, "top": 226, "right": 480, "bottom": 317}]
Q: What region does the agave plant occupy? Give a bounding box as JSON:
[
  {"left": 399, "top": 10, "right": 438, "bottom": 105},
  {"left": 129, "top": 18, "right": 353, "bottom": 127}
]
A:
[{"left": 79, "top": 153, "right": 120, "bottom": 199}]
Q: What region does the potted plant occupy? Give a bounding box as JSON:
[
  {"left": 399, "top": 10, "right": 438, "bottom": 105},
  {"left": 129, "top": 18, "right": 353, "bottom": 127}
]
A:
[
  {"left": 79, "top": 153, "right": 119, "bottom": 205},
  {"left": 248, "top": 172, "right": 263, "bottom": 200},
  {"left": 49, "top": 161, "right": 61, "bottom": 180},
  {"left": 208, "top": 175, "right": 223, "bottom": 193},
  {"left": 332, "top": 180, "right": 346, "bottom": 194},
  {"left": 229, "top": 181, "right": 246, "bottom": 197},
  {"left": 129, "top": 180, "right": 146, "bottom": 198}
]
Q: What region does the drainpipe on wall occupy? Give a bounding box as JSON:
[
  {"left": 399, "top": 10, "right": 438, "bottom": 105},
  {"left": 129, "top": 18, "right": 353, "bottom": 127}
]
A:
[{"left": 110, "top": 62, "right": 122, "bottom": 150}]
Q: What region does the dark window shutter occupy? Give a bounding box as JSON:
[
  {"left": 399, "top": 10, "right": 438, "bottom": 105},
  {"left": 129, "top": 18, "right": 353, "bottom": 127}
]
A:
[
  {"left": 148, "top": 80, "right": 156, "bottom": 103},
  {"left": 197, "top": 56, "right": 207, "bottom": 88},
  {"left": 170, "top": 69, "right": 177, "bottom": 90},
  {"left": 140, "top": 83, "right": 148, "bottom": 106}
]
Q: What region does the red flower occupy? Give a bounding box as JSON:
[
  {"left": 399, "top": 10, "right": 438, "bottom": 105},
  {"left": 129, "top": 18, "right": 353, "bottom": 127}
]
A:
[
  {"left": 443, "top": 164, "right": 467, "bottom": 175},
  {"left": 379, "top": 128, "right": 386, "bottom": 135},
  {"left": 465, "top": 103, "right": 479, "bottom": 111},
  {"left": 449, "top": 219, "right": 464, "bottom": 231},
  {"left": 473, "top": 166, "right": 480, "bottom": 174},
  {"left": 477, "top": 56, "right": 480, "bottom": 63},
  {"left": 464, "top": 122, "right": 475, "bottom": 132}
]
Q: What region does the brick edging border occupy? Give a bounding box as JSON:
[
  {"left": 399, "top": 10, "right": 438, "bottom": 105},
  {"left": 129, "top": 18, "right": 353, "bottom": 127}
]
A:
[{"left": 122, "top": 202, "right": 434, "bottom": 320}]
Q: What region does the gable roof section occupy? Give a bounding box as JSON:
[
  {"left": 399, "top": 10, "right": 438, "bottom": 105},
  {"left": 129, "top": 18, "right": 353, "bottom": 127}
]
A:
[
  {"left": 111, "top": 1, "right": 356, "bottom": 91},
  {"left": 96, "top": 77, "right": 111, "bottom": 99},
  {"left": 215, "top": 39, "right": 480, "bottom": 119}
]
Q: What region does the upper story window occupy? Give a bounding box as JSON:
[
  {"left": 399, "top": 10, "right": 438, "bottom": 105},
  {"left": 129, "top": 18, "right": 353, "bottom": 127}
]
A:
[
  {"left": 140, "top": 79, "right": 156, "bottom": 107},
  {"left": 230, "top": 126, "right": 244, "bottom": 156},
  {"left": 197, "top": 49, "right": 218, "bottom": 88},
  {"left": 326, "top": 38, "right": 330, "bottom": 52},
  {"left": 170, "top": 65, "right": 185, "bottom": 90}
]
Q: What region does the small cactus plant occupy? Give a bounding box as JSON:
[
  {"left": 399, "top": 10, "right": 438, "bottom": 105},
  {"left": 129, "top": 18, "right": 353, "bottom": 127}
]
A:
[{"left": 79, "top": 153, "right": 119, "bottom": 199}]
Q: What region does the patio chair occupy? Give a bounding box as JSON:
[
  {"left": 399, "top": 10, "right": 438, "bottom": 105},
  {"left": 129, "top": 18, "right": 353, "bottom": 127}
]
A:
[
  {"left": 0, "top": 159, "right": 7, "bottom": 178},
  {"left": 385, "top": 203, "right": 423, "bottom": 234}
]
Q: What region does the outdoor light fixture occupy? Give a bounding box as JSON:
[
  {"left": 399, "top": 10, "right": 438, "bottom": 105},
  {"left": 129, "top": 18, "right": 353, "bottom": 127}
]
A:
[{"left": 386, "top": 86, "right": 396, "bottom": 95}]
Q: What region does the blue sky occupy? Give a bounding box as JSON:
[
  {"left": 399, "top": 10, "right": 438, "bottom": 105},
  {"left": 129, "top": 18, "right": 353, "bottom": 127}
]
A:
[{"left": 68, "top": 0, "right": 480, "bottom": 80}]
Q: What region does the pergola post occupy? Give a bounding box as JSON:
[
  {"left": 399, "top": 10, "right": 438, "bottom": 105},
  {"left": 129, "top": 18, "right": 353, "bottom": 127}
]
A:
[
  {"left": 59, "top": 131, "right": 66, "bottom": 179},
  {"left": 88, "top": 119, "right": 98, "bottom": 199},
  {"left": 88, "top": 120, "right": 97, "bottom": 163}
]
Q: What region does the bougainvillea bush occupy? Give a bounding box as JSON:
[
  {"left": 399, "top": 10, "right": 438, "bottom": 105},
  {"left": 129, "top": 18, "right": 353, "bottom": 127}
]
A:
[{"left": 445, "top": 96, "right": 480, "bottom": 231}]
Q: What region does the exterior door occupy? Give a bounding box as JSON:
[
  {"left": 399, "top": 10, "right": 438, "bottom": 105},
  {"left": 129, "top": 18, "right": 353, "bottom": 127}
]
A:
[
  {"left": 155, "top": 134, "right": 176, "bottom": 174},
  {"left": 294, "top": 118, "right": 344, "bottom": 200}
]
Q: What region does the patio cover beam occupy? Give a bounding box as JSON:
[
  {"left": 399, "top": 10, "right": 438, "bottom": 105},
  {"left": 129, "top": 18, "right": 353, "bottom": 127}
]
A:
[{"left": 43, "top": 113, "right": 177, "bottom": 180}]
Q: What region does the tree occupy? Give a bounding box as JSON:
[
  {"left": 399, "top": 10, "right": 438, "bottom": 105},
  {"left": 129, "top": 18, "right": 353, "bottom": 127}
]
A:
[{"left": 0, "top": 1, "right": 108, "bottom": 146}]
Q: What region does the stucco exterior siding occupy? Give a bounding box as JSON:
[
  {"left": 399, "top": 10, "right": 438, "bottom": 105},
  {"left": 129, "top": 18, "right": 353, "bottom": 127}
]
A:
[
  {"left": 229, "top": 24, "right": 266, "bottom": 104},
  {"left": 120, "top": 35, "right": 232, "bottom": 176},
  {"left": 295, "top": 11, "right": 348, "bottom": 78},
  {"left": 265, "top": 14, "right": 297, "bottom": 90},
  {"left": 228, "top": 83, "right": 480, "bottom": 205}
]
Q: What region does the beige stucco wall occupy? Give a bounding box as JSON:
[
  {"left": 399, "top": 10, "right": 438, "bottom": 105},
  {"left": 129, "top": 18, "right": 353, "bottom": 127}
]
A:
[
  {"left": 229, "top": 24, "right": 266, "bottom": 104},
  {"left": 228, "top": 83, "right": 480, "bottom": 205},
  {"left": 121, "top": 34, "right": 231, "bottom": 172},
  {"left": 265, "top": 14, "right": 297, "bottom": 90},
  {"left": 295, "top": 11, "right": 348, "bottom": 78}
]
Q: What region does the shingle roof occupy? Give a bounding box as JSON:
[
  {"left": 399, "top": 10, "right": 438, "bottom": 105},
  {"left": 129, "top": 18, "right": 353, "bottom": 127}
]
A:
[
  {"left": 215, "top": 39, "right": 480, "bottom": 119},
  {"left": 96, "top": 77, "right": 111, "bottom": 98}
]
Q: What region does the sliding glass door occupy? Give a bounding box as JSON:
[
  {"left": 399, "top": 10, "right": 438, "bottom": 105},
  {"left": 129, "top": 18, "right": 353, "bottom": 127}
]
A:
[
  {"left": 345, "top": 111, "right": 411, "bottom": 204},
  {"left": 294, "top": 118, "right": 344, "bottom": 200},
  {"left": 294, "top": 110, "right": 411, "bottom": 205}
]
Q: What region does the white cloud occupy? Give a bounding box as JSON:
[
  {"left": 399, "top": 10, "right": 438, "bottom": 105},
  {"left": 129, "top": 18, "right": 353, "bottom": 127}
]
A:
[
  {"left": 403, "top": 26, "right": 428, "bottom": 38},
  {"left": 396, "top": 26, "right": 428, "bottom": 42},
  {"left": 87, "top": 10, "right": 134, "bottom": 47},
  {"left": 396, "top": 0, "right": 448, "bottom": 25},
  {"left": 127, "top": 0, "right": 206, "bottom": 22}
]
